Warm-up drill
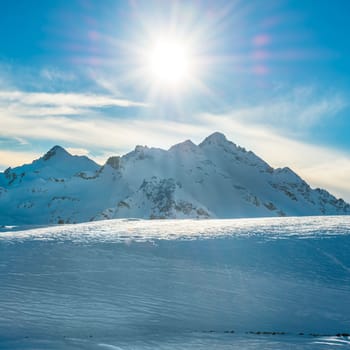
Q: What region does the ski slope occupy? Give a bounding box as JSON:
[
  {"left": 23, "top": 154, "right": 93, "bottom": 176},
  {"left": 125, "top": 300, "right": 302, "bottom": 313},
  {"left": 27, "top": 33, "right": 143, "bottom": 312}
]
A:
[{"left": 1, "top": 216, "right": 350, "bottom": 349}]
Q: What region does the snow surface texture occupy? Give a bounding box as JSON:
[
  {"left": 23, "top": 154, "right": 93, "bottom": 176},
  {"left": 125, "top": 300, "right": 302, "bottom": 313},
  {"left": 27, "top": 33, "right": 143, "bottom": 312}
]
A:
[
  {"left": 0, "top": 132, "right": 349, "bottom": 225},
  {"left": 1, "top": 216, "right": 350, "bottom": 349}
]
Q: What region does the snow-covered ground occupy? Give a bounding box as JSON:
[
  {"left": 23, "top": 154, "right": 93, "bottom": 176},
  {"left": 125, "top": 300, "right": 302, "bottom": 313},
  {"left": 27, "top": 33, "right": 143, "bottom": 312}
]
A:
[{"left": 1, "top": 216, "right": 350, "bottom": 349}]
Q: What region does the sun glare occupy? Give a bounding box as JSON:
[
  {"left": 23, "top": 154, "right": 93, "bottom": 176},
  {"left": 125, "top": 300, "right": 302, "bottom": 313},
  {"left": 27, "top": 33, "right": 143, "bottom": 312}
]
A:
[{"left": 147, "top": 38, "right": 193, "bottom": 87}]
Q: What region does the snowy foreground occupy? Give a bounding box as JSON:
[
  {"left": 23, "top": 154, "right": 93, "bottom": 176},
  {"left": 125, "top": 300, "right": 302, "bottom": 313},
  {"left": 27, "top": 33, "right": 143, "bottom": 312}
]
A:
[{"left": 1, "top": 216, "right": 350, "bottom": 349}]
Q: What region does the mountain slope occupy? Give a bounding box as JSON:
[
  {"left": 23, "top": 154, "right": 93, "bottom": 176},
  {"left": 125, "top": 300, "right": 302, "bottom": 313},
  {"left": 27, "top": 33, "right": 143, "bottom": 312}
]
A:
[{"left": 0, "top": 133, "right": 349, "bottom": 225}]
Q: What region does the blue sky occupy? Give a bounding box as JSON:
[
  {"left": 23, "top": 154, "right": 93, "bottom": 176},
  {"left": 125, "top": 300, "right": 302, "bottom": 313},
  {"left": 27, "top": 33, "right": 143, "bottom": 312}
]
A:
[{"left": 0, "top": 0, "right": 349, "bottom": 200}]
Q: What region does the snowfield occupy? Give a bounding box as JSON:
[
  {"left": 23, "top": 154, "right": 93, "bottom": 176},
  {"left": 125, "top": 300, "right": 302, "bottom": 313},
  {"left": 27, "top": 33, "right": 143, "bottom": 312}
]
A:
[{"left": 1, "top": 216, "right": 350, "bottom": 349}]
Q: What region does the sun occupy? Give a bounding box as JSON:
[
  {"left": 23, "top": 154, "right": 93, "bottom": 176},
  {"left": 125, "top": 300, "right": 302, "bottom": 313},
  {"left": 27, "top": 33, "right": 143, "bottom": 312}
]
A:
[{"left": 146, "top": 38, "right": 194, "bottom": 87}]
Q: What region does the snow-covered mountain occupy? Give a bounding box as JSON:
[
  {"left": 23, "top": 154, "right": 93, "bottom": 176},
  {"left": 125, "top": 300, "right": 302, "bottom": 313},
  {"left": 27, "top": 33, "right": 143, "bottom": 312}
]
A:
[{"left": 0, "top": 132, "right": 349, "bottom": 225}]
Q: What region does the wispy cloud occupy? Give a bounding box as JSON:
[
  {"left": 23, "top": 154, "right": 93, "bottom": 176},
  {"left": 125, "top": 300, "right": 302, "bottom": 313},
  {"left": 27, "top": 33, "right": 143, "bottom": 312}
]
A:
[
  {"left": 12, "top": 137, "right": 29, "bottom": 145},
  {"left": 65, "top": 147, "right": 90, "bottom": 156},
  {"left": 225, "top": 86, "right": 347, "bottom": 133},
  {"left": 40, "top": 68, "right": 76, "bottom": 82},
  {"left": 86, "top": 69, "right": 123, "bottom": 96},
  {"left": 0, "top": 90, "right": 148, "bottom": 110},
  {"left": 0, "top": 110, "right": 204, "bottom": 150}
]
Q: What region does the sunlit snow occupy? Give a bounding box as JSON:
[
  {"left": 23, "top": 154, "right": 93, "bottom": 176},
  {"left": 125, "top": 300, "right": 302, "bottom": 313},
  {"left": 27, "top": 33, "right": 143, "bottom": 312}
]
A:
[{"left": 1, "top": 216, "right": 350, "bottom": 349}]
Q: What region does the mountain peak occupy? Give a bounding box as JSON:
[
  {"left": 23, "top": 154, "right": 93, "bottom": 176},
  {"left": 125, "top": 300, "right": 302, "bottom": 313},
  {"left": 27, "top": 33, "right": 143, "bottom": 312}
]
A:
[
  {"left": 199, "top": 132, "right": 230, "bottom": 147},
  {"left": 105, "top": 156, "right": 121, "bottom": 170},
  {"left": 42, "top": 145, "right": 70, "bottom": 161},
  {"left": 169, "top": 139, "right": 198, "bottom": 153},
  {"left": 134, "top": 145, "right": 148, "bottom": 152}
]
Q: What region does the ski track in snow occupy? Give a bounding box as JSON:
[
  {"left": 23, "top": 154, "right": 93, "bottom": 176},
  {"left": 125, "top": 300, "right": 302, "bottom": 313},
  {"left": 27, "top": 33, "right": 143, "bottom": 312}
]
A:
[{"left": 1, "top": 216, "right": 350, "bottom": 349}]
